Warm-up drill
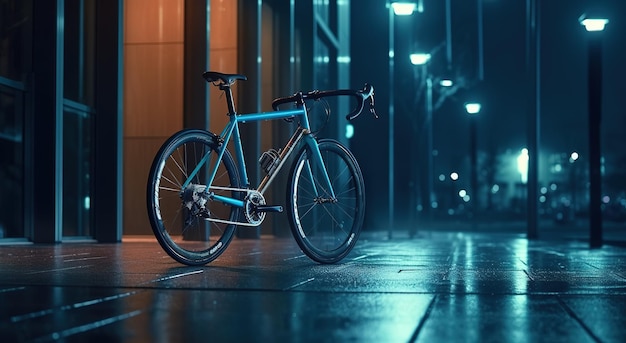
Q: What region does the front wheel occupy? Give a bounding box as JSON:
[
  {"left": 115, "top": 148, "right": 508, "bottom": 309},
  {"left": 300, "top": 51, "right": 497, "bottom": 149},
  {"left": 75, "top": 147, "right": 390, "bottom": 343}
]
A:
[{"left": 286, "top": 139, "right": 365, "bottom": 263}]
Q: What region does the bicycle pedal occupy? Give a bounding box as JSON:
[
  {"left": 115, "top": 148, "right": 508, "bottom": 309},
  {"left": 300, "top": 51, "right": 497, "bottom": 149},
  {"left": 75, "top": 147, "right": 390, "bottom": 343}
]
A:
[{"left": 255, "top": 205, "right": 283, "bottom": 213}]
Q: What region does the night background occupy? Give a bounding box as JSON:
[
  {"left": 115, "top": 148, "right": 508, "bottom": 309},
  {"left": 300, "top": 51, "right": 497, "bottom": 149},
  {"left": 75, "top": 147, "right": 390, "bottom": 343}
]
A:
[
  {"left": 2, "top": 1, "right": 626, "bottom": 341},
  {"left": 349, "top": 0, "right": 626, "bottom": 232}
]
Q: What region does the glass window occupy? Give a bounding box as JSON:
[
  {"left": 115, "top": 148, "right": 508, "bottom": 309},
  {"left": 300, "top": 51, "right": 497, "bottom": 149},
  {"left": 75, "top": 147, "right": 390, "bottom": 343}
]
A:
[
  {"left": 0, "top": 0, "right": 31, "bottom": 239},
  {"left": 62, "top": 0, "right": 95, "bottom": 238},
  {"left": 62, "top": 104, "right": 93, "bottom": 237},
  {"left": 0, "top": 85, "right": 24, "bottom": 238},
  {"left": 64, "top": 0, "right": 96, "bottom": 106},
  {"left": 0, "top": 0, "right": 32, "bottom": 80}
]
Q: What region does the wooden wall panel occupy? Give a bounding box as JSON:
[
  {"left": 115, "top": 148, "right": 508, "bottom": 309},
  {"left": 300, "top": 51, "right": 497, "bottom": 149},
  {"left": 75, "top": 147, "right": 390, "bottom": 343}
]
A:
[
  {"left": 210, "top": 0, "right": 238, "bottom": 50},
  {"left": 124, "top": 0, "right": 184, "bottom": 44},
  {"left": 123, "top": 0, "right": 184, "bottom": 235},
  {"left": 208, "top": 0, "right": 238, "bottom": 138},
  {"left": 124, "top": 43, "right": 184, "bottom": 137},
  {"left": 122, "top": 138, "right": 163, "bottom": 235}
]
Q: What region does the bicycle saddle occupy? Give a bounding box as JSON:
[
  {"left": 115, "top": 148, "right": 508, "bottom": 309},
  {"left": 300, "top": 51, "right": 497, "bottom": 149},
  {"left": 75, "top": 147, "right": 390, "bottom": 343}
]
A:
[{"left": 202, "top": 71, "right": 247, "bottom": 84}]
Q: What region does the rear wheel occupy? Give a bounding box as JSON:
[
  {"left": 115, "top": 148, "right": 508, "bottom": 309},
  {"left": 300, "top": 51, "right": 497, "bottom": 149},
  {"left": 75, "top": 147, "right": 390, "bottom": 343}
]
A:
[
  {"left": 146, "top": 129, "right": 241, "bottom": 265},
  {"left": 286, "top": 139, "right": 365, "bottom": 263}
]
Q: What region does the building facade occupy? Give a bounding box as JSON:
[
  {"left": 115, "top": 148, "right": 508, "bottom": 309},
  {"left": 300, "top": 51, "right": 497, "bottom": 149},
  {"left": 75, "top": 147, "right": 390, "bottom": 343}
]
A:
[{"left": 0, "top": 0, "right": 351, "bottom": 243}]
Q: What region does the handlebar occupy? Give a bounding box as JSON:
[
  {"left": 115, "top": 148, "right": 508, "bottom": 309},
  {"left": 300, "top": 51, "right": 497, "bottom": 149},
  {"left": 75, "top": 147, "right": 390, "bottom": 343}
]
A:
[{"left": 272, "top": 84, "right": 378, "bottom": 121}]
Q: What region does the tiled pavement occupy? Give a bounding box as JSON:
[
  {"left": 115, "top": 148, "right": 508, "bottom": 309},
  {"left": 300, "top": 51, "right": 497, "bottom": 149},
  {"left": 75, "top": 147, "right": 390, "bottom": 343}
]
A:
[{"left": 1, "top": 227, "right": 626, "bottom": 342}]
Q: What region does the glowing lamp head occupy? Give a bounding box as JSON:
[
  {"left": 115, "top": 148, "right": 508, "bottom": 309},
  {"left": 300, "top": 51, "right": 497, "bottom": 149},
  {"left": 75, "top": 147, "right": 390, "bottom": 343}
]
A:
[
  {"left": 465, "top": 102, "right": 481, "bottom": 115},
  {"left": 410, "top": 53, "right": 431, "bottom": 65},
  {"left": 391, "top": 2, "right": 417, "bottom": 16},
  {"left": 579, "top": 13, "right": 609, "bottom": 32}
]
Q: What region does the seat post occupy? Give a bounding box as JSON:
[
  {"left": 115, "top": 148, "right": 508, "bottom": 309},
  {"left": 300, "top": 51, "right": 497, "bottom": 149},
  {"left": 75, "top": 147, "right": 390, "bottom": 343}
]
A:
[{"left": 219, "top": 83, "right": 237, "bottom": 115}]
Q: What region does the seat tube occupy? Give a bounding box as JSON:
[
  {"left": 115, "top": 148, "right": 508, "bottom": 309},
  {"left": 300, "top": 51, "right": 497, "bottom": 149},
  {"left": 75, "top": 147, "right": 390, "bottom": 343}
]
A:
[{"left": 232, "top": 120, "right": 249, "bottom": 187}]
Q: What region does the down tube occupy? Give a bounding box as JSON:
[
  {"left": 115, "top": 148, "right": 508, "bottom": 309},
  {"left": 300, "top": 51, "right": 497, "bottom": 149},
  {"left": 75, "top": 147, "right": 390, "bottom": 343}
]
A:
[{"left": 304, "top": 137, "right": 336, "bottom": 199}]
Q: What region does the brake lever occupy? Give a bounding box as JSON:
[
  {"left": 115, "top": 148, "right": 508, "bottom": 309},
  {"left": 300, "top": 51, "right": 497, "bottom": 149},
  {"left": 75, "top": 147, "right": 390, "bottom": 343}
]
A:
[{"left": 368, "top": 96, "right": 378, "bottom": 119}]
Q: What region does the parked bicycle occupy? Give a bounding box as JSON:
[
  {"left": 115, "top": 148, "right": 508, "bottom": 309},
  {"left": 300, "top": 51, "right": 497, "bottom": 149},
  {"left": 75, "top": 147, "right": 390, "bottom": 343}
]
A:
[{"left": 146, "top": 71, "right": 377, "bottom": 265}]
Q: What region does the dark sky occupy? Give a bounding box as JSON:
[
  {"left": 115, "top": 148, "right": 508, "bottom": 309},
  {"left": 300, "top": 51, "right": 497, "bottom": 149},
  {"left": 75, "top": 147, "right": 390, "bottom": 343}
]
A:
[
  {"left": 350, "top": 0, "right": 625, "bottom": 228},
  {"left": 423, "top": 0, "right": 624, "bottom": 163}
]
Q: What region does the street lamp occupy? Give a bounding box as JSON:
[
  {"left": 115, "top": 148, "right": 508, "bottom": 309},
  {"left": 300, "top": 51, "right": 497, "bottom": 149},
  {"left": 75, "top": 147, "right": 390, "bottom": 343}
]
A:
[
  {"left": 411, "top": 52, "right": 434, "bottom": 221},
  {"left": 391, "top": 2, "right": 417, "bottom": 15},
  {"left": 465, "top": 102, "right": 481, "bottom": 220},
  {"left": 388, "top": 1, "right": 417, "bottom": 238},
  {"left": 409, "top": 53, "right": 431, "bottom": 65},
  {"left": 579, "top": 12, "right": 608, "bottom": 248},
  {"left": 579, "top": 14, "right": 609, "bottom": 32},
  {"left": 439, "top": 79, "right": 454, "bottom": 87},
  {"left": 465, "top": 102, "right": 481, "bottom": 114}
]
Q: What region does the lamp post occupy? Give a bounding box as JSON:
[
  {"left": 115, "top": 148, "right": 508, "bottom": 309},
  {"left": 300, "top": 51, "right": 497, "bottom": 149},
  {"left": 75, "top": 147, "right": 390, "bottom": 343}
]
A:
[
  {"left": 579, "top": 13, "right": 608, "bottom": 248},
  {"left": 388, "top": 1, "right": 417, "bottom": 238},
  {"left": 410, "top": 53, "right": 433, "bottom": 222},
  {"left": 465, "top": 102, "right": 481, "bottom": 222}
]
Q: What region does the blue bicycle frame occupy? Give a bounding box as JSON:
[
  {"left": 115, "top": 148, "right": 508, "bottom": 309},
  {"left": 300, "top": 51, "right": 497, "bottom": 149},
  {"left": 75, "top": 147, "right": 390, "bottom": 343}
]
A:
[{"left": 181, "top": 104, "right": 335, "bottom": 211}]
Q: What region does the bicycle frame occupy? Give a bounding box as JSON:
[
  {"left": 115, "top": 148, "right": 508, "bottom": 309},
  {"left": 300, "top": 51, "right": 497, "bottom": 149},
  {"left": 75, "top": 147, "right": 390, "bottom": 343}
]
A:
[{"left": 181, "top": 104, "right": 336, "bottom": 211}]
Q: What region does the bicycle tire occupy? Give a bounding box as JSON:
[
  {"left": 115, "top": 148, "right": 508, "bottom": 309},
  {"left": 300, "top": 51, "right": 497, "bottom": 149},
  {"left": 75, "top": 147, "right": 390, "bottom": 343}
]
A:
[
  {"left": 286, "top": 139, "right": 365, "bottom": 263},
  {"left": 146, "top": 129, "right": 241, "bottom": 265}
]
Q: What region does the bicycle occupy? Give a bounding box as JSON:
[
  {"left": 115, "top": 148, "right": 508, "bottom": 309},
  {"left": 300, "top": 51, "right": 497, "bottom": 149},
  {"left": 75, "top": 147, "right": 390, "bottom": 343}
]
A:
[{"left": 146, "top": 71, "right": 377, "bottom": 266}]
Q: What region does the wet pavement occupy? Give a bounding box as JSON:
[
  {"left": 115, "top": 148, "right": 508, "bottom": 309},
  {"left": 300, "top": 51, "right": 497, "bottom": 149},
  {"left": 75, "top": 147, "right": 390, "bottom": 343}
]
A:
[{"left": 1, "top": 228, "right": 626, "bottom": 342}]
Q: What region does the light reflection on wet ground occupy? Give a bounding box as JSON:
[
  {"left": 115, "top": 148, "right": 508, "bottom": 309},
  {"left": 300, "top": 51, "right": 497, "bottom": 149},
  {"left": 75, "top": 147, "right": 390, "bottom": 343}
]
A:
[{"left": 1, "top": 230, "right": 626, "bottom": 342}]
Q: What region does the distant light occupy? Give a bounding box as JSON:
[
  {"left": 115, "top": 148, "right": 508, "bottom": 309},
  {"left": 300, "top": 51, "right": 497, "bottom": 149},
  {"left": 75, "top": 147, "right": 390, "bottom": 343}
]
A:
[
  {"left": 391, "top": 2, "right": 417, "bottom": 16},
  {"left": 570, "top": 151, "right": 579, "bottom": 162},
  {"left": 345, "top": 123, "right": 354, "bottom": 139},
  {"left": 491, "top": 184, "right": 499, "bottom": 194},
  {"left": 450, "top": 172, "right": 459, "bottom": 181},
  {"left": 410, "top": 53, "right": 431, "bottom": 65},
  {"left": 431, "top": 201, "right": 438, "bottom": 209},
  {"left": 439, "top": 79, "right": 454, "bottom": 87},
  {"left": 463, "top": 195, "right": 471, "bottom": 203},
  {"left": 465, "top": 102, "right": 481, "bottom": 114},
  {"left": 459, "top": 189, "right": 467, "bottom": 197},
  {"left": 337, "top": 56, "right": 351, "bottom": 64},
  {"left": 517, "top": 148, "right": 528, "bottom": 184},
  {"left": 579, "top": 14, "right": 609, "bottom": 32},
  {"left": 540, "top": 186, "right": 548, "bottom": 194},
  {"left": 315, "top": 56, "right": 330, "bottom": 64},
  {"left": 550, "top": 183, "right": 557, "bottom": 191},
  {"left": 602, "top": 195, "right": 610, "bottom": 204},
  {"left": 539, "top": 195, "right": 546, "bottom": 203},
  {"left": 439, "top": 174, "right": 446, "bottom": 182},
  {"left": 84, "top": 196, "right": 90, "bottom": 210}
]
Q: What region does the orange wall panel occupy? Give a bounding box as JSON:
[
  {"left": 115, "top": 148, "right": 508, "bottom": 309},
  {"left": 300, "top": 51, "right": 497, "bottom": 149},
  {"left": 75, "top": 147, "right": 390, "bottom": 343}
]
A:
[
  {"left": 124, "top": 0, "right": 184, "bottom": 44},
  {"left": 124, "top": 43, "right": 184, "bottom": 137},
  {"left": 123, "top": 0, "right": 185, "bottom": 235},
  {"left": 210, "top": 0, "right": 238, "bottom": 50}
]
